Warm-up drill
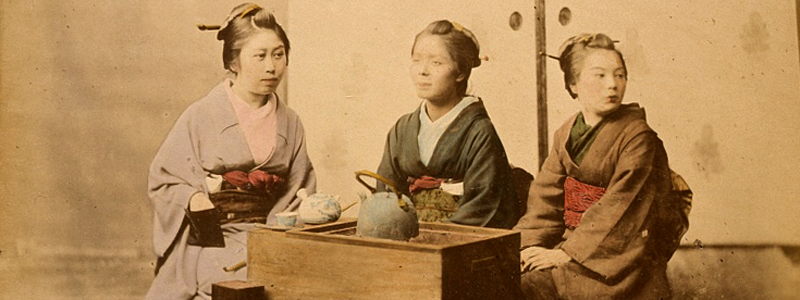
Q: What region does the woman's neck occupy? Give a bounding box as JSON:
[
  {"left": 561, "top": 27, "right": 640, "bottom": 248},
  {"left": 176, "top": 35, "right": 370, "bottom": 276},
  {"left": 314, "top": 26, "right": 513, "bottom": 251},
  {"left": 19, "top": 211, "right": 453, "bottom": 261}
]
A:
[
  {"left": 231, "top": 83, "right": 269, "bottom": 109},
  {"left": 581, "top": 112, "right": 602, "bottom": 127},
  {"left": 425, "top": 94, "right": 463, "bottom": 122}
]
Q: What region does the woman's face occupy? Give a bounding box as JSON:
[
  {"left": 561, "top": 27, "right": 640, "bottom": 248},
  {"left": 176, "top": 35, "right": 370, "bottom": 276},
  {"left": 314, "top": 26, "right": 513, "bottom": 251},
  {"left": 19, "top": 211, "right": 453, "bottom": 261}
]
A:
[
  {"left": 232, "top": 29, "right": 287, "bottom": 97},
  {"left": 409, "top": 34, "right": 464, "bottom": 103},
  {"left": 571, "top": 49, "right": 627, "bottom": 121}
]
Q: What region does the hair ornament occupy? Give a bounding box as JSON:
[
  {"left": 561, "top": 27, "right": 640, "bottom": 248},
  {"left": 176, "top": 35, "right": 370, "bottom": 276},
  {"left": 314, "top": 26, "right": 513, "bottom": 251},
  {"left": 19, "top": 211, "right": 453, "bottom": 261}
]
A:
[
  {"left": 448, "top": 21, "right": 479, "bottom": 50},
  {"left": 197, "top": 24, "right": 221, "bottom": 31},
  {"left": 450, "top": 21, "right": 465, "bottom": 32},
  {"left": 196, "top": 3, "right": 263, "bottom": 32},
  {"left": 237, "top": 4, "right": 261, "bottom": 19},
  {"left": 540, "top": 51, "right": 561, "bottom": 61},
  {"left": 545, "top": 34, "right": 619, "bottom": 61},
  {"left": 448, "top": 21, "right": 484, "bottom": 67},
  {"left": 557, "top": 33, "right": 595, "bottom": 59}
]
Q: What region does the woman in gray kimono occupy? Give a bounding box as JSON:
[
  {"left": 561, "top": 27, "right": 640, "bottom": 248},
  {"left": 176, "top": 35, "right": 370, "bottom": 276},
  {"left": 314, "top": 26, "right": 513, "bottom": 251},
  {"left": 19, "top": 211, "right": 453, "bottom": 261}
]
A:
[
  {"left": 514, "top": 33, "right": 689, "bottom": 299},
  {"left": 145, "top": 3, "right": 316, "bottom": 299},
  {"left": 377, "top": 20, "right": 519, "bottom": 228}
]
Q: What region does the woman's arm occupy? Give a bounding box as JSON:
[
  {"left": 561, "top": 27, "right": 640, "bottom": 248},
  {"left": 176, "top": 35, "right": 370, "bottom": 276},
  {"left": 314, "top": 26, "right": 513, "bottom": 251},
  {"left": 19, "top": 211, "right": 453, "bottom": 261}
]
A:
[
  {"left": 277, "top": 118, "right": 316, "bottom": 217},
  {"left": 447, "top": 123, "right": 515, "bottom": 227},
  {"left": 148, "top": 108, "right": 210, "bottom": 256},
  {"left": 376, "top": 123, "right": 410, "bottom": 195},
  {"left": 513, "top": 138, "right": 568, "bottom": 249}
]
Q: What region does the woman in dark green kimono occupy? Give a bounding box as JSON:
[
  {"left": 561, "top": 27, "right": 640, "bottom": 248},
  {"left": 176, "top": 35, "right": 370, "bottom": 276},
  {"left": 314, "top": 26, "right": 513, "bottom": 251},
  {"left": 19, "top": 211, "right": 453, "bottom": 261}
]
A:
[
  {"left": 376, "top": 20, "right": 519, "bottom": 229},
  {"left": 514, "top": 33, "right": 690, "bottom": 299}
]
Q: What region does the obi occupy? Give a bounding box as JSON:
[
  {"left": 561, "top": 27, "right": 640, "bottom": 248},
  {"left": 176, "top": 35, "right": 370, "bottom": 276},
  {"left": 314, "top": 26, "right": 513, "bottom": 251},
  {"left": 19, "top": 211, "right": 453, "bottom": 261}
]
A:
[{"left": 563, "top": 176, "right": 606, "bottom": 229}]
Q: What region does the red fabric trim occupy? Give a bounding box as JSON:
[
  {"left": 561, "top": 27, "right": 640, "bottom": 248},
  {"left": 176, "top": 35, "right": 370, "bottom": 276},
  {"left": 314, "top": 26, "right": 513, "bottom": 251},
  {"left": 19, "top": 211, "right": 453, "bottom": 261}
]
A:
[
  {"left": 407, "top": 176, "right": 446, "bottom": 194},
  {"left": 222, "top": 170, "right": 284, "bottom": 194},
  {"left": 564, "top": 176, "right": 606, "bottom": 228},
  {"left": 222, "top": 170, "right": 250, "bottom": 187}
]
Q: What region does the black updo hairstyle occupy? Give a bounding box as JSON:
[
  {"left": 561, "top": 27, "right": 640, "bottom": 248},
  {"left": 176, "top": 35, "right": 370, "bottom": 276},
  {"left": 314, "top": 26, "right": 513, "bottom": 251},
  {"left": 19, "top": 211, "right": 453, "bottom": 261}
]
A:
[
  {"left": 216, "top": 3, "right": 291, "bottom": 73},
  {"left": 558, "top": 33, "right": 626, "bottom": 99},
  {"left": 412, "top": 20, "right": 482, "bottom": 97}
]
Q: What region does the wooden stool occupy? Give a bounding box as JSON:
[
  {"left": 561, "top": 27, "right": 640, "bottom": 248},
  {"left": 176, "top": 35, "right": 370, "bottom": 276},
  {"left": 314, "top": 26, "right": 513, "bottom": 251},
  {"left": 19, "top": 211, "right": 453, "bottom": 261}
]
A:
[{"left": 212, "top": 280, "right": 266, "bottom": 300}]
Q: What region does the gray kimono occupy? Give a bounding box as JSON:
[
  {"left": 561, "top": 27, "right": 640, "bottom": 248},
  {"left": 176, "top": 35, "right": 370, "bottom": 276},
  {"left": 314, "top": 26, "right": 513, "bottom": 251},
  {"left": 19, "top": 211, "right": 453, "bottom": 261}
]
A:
[{"left": 146, "top": 81, "right": 316, "bottom": 299}]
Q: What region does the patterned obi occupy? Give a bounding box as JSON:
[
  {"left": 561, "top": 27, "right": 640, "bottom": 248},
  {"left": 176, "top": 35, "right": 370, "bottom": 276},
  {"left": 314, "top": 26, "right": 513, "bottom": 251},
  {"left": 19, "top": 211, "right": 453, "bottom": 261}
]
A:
[
  {"left": 407, "top": 176, "right": 461, "bottom": 223},
  {"left": 563, "top": 176, "right": 606, "bottom": 229},
  {"left": 209, "top": 170, "right": 284, "bottom": 224}
]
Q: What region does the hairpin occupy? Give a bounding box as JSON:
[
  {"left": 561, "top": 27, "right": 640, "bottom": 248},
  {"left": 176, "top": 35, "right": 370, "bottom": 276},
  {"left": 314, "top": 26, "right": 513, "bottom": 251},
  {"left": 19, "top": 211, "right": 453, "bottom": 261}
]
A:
[
  {"left": 197, "top": 24, "right": 221, "bottom": 31},
  {"left": 196, "top": 3, "right": 262, "bottom": 32},
  {"left": 540, "top": 52, "right": 561, "bottom": 61}
]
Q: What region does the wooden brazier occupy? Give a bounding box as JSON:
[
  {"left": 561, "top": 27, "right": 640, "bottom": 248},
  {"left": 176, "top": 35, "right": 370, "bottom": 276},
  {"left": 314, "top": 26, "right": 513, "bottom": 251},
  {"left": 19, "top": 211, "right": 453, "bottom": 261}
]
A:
[{"left": 247, "top": 220, "right": 521, "bottom": 300}]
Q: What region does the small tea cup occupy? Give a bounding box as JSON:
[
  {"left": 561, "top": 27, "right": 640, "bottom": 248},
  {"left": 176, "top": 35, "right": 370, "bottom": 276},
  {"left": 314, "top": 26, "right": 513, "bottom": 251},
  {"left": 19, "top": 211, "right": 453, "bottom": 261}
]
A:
[{"left": 275, "top": 211, "right": 299, "bottom": 227}]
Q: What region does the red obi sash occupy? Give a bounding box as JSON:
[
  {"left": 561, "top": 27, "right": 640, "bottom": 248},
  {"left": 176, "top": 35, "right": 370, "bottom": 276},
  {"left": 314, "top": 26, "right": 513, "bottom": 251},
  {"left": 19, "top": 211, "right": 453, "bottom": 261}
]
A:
[
  {"left": 564, "top": 177, "right": 606, "bottom": 229},
  {"left": 212, "top": 170, "right": 284, "bottom": 224},
  {"left": 407, "top": 176, "right": 446, "bottom": 194},
  {"left": 222, "top": 170, "right": 284, "bottom": 194}
]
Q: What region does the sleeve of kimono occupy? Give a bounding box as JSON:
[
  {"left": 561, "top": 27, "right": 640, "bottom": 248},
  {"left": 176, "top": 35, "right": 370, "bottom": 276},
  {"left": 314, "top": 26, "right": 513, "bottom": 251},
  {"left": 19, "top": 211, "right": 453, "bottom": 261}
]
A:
[
  {"left": 513, "top": 136, "right": 568, "bottom": 249},
  {"left": 560, "top": 130, "right": 659, "bottom": 281},
  {"left": 271, "top": 118, "right": 316, "bottom": 221},
  {"left": 147, "top": 107, "right": 209, "bottom": 257},
  {"left": 447, "top": 121, "right": 513, "bottom": 227},
  {"left": 376, "top": 123, "right": 410, "bottom": 195}
]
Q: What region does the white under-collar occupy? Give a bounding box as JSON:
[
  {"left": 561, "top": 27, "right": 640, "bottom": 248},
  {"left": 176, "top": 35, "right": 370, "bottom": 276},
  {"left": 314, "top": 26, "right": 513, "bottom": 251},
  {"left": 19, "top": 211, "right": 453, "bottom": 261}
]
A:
[{"left": 417, "top": 96, "right": 479, "bottom": 166}]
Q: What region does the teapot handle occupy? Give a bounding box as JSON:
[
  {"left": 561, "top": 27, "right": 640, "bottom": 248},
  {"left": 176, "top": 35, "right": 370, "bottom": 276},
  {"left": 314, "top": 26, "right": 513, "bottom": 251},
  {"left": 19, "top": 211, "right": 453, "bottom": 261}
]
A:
[{"left": 355, "top": 170, "right": 408, "bottom": 210}]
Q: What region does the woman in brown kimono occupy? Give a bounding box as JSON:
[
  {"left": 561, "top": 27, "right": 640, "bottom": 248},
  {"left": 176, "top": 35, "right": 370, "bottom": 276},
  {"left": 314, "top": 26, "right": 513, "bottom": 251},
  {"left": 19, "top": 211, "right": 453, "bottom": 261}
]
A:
[
  {"left": 145, "top": 4, "right": 315, "bottom": 299},
  {"left": 514, "top": 33, "right": 687, "bottom": 299},
  {"left": 377, "top": 20, "right": 519, "bottom": 228}
]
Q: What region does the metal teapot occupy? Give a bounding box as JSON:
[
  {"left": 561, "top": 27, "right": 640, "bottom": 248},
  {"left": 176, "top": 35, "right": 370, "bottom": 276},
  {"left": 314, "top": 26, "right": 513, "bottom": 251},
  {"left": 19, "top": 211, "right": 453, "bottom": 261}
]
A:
[{"left": 354, "top": 170, "right": 419, "bottom": 241}]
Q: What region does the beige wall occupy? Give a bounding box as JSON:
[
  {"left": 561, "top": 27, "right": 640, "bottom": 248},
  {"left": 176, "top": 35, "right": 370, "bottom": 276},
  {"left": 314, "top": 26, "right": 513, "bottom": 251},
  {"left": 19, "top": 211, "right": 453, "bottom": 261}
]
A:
[
  {"left": 0, "top": 0, "right": 287, "bottom": 278},
  {"left": 2, "top": 0, "right": 800, "bottom": 298},
  {"left": 0, "top": 0, "right": 799, "bottom": 269}
]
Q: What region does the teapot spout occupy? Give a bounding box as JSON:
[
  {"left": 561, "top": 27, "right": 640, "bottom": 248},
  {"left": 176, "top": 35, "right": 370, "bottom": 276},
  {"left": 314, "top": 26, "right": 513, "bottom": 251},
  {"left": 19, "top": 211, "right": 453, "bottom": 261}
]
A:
[{"left": 296, "top": 188, "right": 308, "bottom": 200}]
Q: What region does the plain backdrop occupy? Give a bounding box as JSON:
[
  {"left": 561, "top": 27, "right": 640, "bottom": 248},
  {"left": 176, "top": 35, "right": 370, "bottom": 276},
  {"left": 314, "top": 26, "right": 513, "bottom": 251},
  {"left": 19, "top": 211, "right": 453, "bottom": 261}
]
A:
[{"left": 1, "top": 0, "right": 799, "bottom": 298}]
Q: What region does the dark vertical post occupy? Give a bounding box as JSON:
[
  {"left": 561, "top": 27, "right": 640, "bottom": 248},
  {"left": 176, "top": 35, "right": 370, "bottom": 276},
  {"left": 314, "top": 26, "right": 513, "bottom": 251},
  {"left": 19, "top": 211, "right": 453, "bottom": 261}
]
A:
[
  {"left": 535, "top": 0, "right": 548, "bottom": 170},
  {"left": 796, "top": 1, "right": 800, "bottom": 71}
]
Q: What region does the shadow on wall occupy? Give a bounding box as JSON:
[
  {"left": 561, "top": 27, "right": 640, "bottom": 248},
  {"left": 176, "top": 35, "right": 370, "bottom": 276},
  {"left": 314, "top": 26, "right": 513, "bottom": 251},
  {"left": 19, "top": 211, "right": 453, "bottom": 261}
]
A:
[{"left": 1, "top": 245, "right": 798, "bottom": 299}]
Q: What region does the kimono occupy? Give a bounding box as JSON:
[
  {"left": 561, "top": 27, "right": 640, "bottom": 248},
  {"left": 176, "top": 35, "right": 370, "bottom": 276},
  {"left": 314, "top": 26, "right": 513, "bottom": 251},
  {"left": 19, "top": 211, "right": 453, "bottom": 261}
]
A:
[
  {"left": 377, "top": 99, "right": 519, "bottom": 228},
  {"left": 514, "top": 103, "right": 675, "bottom": 299},
  {"left": 145, "top": 81, "right": 316, "bottom": 299}
]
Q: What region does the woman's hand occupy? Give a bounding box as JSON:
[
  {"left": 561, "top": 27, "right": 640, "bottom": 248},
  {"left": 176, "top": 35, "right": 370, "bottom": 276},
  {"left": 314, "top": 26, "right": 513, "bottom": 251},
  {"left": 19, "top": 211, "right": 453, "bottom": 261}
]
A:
[
  {"left": 189, "top": 192, "right": 215, "bottom": 211},
  {"left": 185, "top": 192, "right": 224, "bottom": 247},
  {"left": 520, "top": 246, "right": 573, "bottom": 272}
]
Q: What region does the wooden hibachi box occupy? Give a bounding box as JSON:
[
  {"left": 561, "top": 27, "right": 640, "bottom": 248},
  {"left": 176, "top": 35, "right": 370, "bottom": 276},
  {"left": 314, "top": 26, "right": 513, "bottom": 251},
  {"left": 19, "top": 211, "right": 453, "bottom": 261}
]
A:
[{"left": 247, "top": 220, "right": 521, "bottom": 300}]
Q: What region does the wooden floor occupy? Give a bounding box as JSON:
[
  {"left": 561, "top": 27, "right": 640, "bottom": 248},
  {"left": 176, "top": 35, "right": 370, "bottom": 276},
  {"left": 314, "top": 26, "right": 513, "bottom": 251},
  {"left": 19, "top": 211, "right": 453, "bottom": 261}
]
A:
[{"left": 1, "top": 246, "right": 798, "bottom": 300}]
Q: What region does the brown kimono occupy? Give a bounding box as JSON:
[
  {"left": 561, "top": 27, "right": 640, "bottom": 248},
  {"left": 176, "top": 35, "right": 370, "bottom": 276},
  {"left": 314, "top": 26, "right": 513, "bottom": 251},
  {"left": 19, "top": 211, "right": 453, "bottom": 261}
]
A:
[
  {"left": 377, "top": 100, "right": 519, "bottom": 228},
  {"left": 514, "top": 104, "right": 675, "bottom": 299}
]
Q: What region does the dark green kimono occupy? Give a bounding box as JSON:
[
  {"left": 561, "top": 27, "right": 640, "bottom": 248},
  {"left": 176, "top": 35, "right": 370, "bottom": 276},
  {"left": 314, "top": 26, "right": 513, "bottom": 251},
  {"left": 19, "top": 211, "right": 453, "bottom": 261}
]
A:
[{"left": 377, "top": 100, "right": 519, "bottom": 228}]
